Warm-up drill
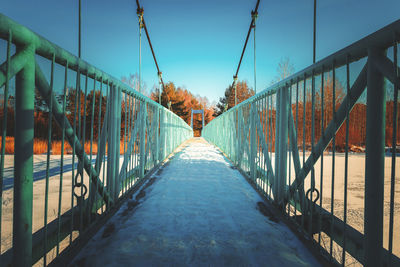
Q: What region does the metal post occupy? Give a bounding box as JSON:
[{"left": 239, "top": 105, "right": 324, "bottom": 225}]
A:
[
  {"left": 202, "top": 110, "right": 205, "bottom": 129},
  {"left": 13, "top": 45, "right": 35, "bottom": 266},
  {"left": 139, "top": 102, "right": 147, "bottom": 178},
  {"left": 249, "top": 103, "right": 257, "bottom": 180},
  {"left": 155, "top": 107, "right": 160, "bottom": 164},
  {"left": 234, "top": 76, "right": 238, "bottom": 106},
  {"left": 190, "top": 109, "right": 193, "bottom": 129},
  {"left": 158, "top": 72, "right": 162, "bottom": 105},
  {"left": 237, "top": 108, "right": 242, "bottom": 165},
  {"left": 107, "top": 85, "right": 119, "bottom": 202},
  {"left": 275, "top": 87, "right": 288, "bottom": 206},
  {"left": 114, "top": 86, "right": 122, "bottom": 197},
  {"left": 160, "top": 110, "right": 166, "bottom": 160},
  {"left": 364, "top": 48, "right": 386, "bottom": 267},
  {"left": 274, "top": 90, "right": 281, "bottom": 200}
]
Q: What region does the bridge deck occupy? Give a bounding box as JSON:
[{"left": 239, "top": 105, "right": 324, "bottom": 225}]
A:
[{"left": 72, "top": 138, "right": 320, "bottom": 266}]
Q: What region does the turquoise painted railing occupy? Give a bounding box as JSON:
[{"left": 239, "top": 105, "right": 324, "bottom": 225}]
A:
[
  {"left": 203, "top": 20, "right": 400, "bottom": 266},
  {"left": 0, "top": 14, "right": 192, "bottom": 266}
]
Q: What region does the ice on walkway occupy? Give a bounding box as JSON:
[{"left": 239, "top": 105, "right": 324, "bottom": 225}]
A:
[{"left": 72, "top": 138, "right": 320, "bottom": 266}]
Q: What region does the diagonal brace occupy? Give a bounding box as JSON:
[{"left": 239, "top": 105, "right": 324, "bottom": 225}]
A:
[
  {"left": 0, "top": 45, "right": 33, "bottom": 87},
  {"left": 94, "top": 95, "right": 110, "bottom": 174},
  {"left": 372, "top": 53, "right": 400, "bottom": 88},
  {"left": 118, "top": 109, "right": 141, "bottom": 180},
  {"left": 35, "top": 62, "right": 112, "bottom": 205},
  {"left": 288, "top": 63, "right": 368, "bottom": 196},
  {"left": 254, "top": 111, "right": 276, "bottom": 189}
]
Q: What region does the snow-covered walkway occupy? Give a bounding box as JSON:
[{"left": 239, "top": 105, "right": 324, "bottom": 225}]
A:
[{"left": 72, "top": 138, "right": 320, "bottom": 266}]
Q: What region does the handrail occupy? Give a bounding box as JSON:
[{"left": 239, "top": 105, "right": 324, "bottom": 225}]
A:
[
  {"left": 0, "top": 13, "right": 173, "bottom": 109},
  {"left": 0, "top": 13, "right": 192, "bottom": 266},
  {"left": 203, "top": 18, "right": 400, "bottom": 266}
]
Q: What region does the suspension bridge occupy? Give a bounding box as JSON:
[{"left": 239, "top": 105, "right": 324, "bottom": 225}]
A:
[{"left": 0, "top": 0, "right": 400, "bottom": 266}]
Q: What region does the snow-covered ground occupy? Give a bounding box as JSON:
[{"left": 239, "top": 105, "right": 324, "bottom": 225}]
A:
[
  {"left": 71, "top": 138, "right": 320, "bottom": 266},
  {"left": 1, "top": 154, "right": 126, "bottom": 256}
]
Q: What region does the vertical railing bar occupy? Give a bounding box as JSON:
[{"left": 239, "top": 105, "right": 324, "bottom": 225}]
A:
[
  {"left": 342, "top": 55, "right": 351, "bottom": 265},
  {"left": 330, "top": 61, "right": 336, "bottom": 260},
  {"left": 77, "top": 74, "right": 82, "bottom": 147},
  {"left": 79, "top": 72, "right": 89, "bottom": 231},
  {"left": 56, "top": 61, "right": 68, "bottom": 256},
  {"left": 115, "top": 86, "right": 122, "bottom": 198},
  {"left": 257, "top": 100, "right": 261, "bottom": 188},
  {"left": 123, "top": 93, "right": 127, "bottom": 194},
  {"left": 131, "top": 96, "right": 137, "bottom": 186},
  {"left": 135, "top": 97, "right": 139, "bottom": 184},
  {"left": 309, "top": 70, "right": 316, "bottom": 237},
  {"left": 270, "top": 95, "right": 273, "bottom": 198},
  {"left": 75, "top": 71, "right": 83, "bottom": 230},
  {"left": 126, "top": 94, "right": 131, "bottom": 190},
  {"left": 70, "top": 65, "right": 80, "bottom": 245},
  {"left": 101, "top": 81, "right": 108, "bottom": 213},
  {"left": 388, "top": 40, "right": 398, "bottom": 264},
  {"left": 295, "top": 78, "right": 299, "bottom": 219},
  {"left": 266, "top": 96, "right": 269, "bottom": 196},
  {"left": 133, "top": 97, "right": 137, "bottom": 183},
  {"left": 104, "top": 81, "right": 110, "bottom": 209},
  {"left": 130, "top": 95, "right": 135, "bottom": 188},
  {"left": 269, "top": 96, "right": 272, "bottom": 198},
  {"left": 131, "top": 95, "right": 135, "bottom": 187},
  {"left": 252, "top": 100, "right": 257, "bottom": 185},
  {"left": 263, "top": 96, "right": 267, "bottom": 194},
  {"left": 43, "top": 53, "right": 55, "bottom": 266},
  {"left": 288, "top": 82, "right": 292, "bottom": 217},
  {"left": 302, "top": 75, "right": 306, "bottom": 230},
  {"left": 260, "top": 99, "right": 263, "bottom": 190},
  {"left": 318, "top": 65, "right": 325, "bottom": 246},
  {"left": 256, "top": 100, "right": 260, "bottom": 188},
  {"left": 130, "top": 95, "right": 134, "bottom": 185},
  {"left": 130, "top": 95, "right": 134, "bottom": 187},
  {"left": 0, "top": 30, "right": 12, "bottom": 255},
  {"left": 259, "top": 99, "right": 262, "bottom": 190},
  {"left": 95, "top": 78, "right": 103, "bottom": 214},
  {"left": 88, "top": 75, "right": 96, "bottom": 225},
  {"left": 132, "top": 97, "right": 136, "bottom": 182}
]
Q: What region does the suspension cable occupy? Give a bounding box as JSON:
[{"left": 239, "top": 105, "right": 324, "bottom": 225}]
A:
[
  {"left": 78, "top": 0, "right": 81, "bottom": 59},
  {"left": 137, "top": 7, "right": 143, "bottom": 94},
  {"left": 232, "top": 0, "right": 260, "bottom": 105},
  {"left": 135, "top": 0, "right": 171, "bottom": 106},
  {"left": 252, "top": 10, "right": 258, "bottom": 94},
  {"left": 313, "top": 0, "right": 317, "bottom": 64}
]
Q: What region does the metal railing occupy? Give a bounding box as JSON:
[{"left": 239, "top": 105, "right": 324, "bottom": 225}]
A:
[
  {"left": 0, "top": 14, "right": 192, "bottom": 266},
  {"left": 203, "top": 19, "right": 400, "bottom": 266}
]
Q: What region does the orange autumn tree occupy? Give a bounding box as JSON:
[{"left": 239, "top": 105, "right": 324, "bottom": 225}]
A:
[
  {"left": 150, "top": 82, "right": 215, "bottom": 136},
  {"left": 214, "top": 80, "right": 255, "bottom": 116}
]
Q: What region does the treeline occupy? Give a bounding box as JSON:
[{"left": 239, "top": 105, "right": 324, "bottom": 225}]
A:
[
  {"left": 213, "top": 80, "right": 255, "bottom": 116},
  {"left": 1, "top": 81, "right": 217, "bottom": 140},
  {"left": 1, "top": 77, "right": 397, "bottom": 150},
  {"left": 1, "top": 88, "right": 108, "bottom": 142},
  {"left": 150, "top": 82, "right": 215, "bottom": 136},
  {"left": 257, "top": 76, "right": 399, "bottom": 152}
]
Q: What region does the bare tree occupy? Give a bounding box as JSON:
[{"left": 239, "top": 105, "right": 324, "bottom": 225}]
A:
[{"left": 271, "top": 57, "right": 295, "bottom": 84}]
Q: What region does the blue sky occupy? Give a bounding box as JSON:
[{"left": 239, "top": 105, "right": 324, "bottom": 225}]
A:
[{"left": 1, "top": 0, "right": 400, "bottom": 103}]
